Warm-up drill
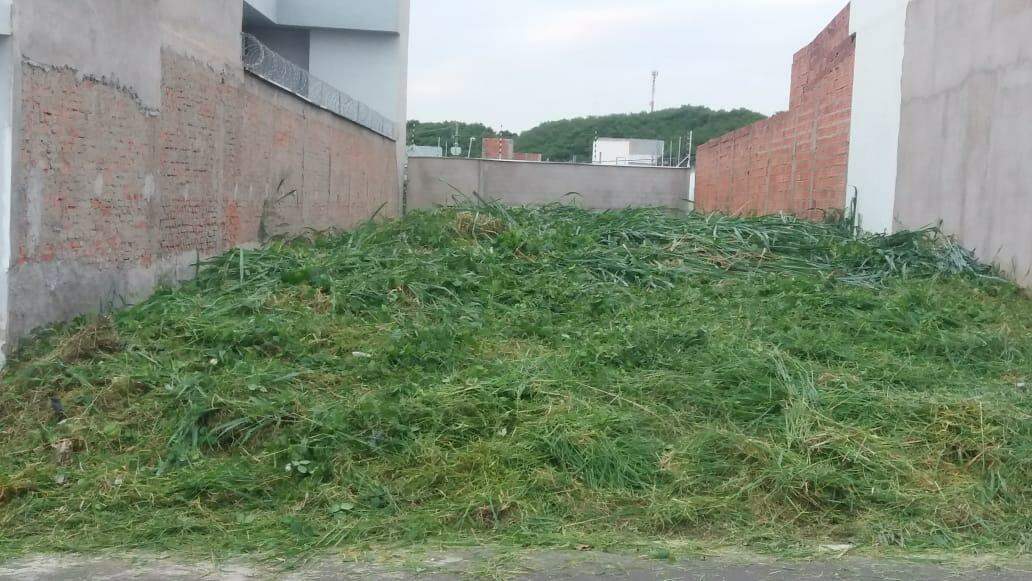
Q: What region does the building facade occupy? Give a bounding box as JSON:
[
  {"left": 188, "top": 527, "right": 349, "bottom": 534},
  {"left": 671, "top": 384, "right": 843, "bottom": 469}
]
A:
[
  {"left": 592, "top": 138, "right": 665, "bottom": 167},
  {"left": 0, "top": 0, "right": 410, "bottom": 361}
]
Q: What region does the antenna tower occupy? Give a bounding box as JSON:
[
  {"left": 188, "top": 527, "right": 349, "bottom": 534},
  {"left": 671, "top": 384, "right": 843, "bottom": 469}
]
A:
[{"left": 650, "top": 70, "right": 659, "bottom": 113}]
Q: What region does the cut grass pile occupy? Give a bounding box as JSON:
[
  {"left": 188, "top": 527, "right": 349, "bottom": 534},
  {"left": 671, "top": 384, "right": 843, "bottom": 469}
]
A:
[{"left": 1, "top": 205, "right": 1030, "bottom": 557}]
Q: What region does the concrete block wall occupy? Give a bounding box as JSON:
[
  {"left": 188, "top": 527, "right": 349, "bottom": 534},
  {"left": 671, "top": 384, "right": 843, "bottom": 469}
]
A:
[
  {"left": 894, "top": 0, "right": 1032, "bottom": 286},
  {"left": 2, "top": 0, "right": 399, "bottom": 350},
  {"left": 695, "top": 5, "right": 854, "bottom": 219},
  {"left": 407, "top": 157, "right": 692, "bottom": 212}
]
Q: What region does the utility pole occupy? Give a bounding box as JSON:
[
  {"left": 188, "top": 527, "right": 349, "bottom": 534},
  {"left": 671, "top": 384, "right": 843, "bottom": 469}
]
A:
[
  {"left": 650, "top": 71, "right": 659, "bottom": 113},
  {"left": 687, "top": 130, "right": 694, "bottom": 168},
  {"left": 468, "top": 137, "right": 475, "bottom": 159}
]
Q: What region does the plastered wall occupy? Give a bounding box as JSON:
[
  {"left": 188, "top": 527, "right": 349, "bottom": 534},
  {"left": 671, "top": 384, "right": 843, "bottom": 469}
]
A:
[
  {"left": 407, "top": 158, "right": 692, "bottom": 212},
  {"left": 845, "top": 0, "right": 910, "bottom": 234},
  {"left": 3, "top": 0, "right": 399, "bottom": 346},
  {"left": 894, "top": 0, "right": 1032, "bottom": 286}
]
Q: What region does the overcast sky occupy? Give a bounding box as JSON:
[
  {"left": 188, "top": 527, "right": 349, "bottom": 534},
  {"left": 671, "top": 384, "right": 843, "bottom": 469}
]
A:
[{"left": 408, "top": 0, "right": 848, "bottom": 132}]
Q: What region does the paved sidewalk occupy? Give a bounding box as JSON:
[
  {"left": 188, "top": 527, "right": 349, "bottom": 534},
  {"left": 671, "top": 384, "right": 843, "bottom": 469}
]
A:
[{"left": 2, "top": 550, "right": 1031, "bottom": 580}]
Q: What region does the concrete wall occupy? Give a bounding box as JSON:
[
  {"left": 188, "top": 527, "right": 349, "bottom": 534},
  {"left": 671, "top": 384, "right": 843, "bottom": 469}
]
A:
[
  {"left": 894, "top": 0, "right": 1032, "bottom": 286},
  {"left": 695, "top": 6, "right": 854, "bottom": 219},
  {"left": 16, "top": 0, "right": 163, "bottom": 109},
  {"left": 846, "top": 0, "right": 910, "bottom": 233},
  {"left": 0, "top": 34, "right": 11, "bottom": 362},
  {"left": 407, "top": 158, "right": 692, "bottom": 212},
  {"left": 244, "top": 0, "right": 279, "bottom": 22},
  {"left": 159, "top": 0, "right": 243, "bottom": 71},
  {"left": 2, "top": 0, "right": 400, "bottom": 348},
  {"left": 308, "top": 2, "right": 409, "bottom": 213}
]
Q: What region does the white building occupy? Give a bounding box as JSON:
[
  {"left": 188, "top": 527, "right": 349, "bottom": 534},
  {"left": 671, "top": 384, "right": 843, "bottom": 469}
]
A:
[
  {"left": 592, "top": 138, "right": 665, "bottom": 166},
  {"left": 242, "top": 0, "right": 410, "bottom": 180},
  {"left": 846, "top": 0, "right": 910, "bottom": 234}
]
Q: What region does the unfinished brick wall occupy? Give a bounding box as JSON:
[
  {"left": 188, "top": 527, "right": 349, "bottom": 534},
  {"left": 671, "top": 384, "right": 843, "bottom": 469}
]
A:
[
  {"left": 695, "top": 5, "right": 854, "bottom": 218},
  {"left": 8, "top": 51, "right": 399, "bottom": 341}
]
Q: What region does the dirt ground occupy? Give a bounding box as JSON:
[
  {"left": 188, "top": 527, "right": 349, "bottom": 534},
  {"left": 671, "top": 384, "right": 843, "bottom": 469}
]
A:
[{"left": 2, "top": 549, "right": 1030, "bottom": 580}]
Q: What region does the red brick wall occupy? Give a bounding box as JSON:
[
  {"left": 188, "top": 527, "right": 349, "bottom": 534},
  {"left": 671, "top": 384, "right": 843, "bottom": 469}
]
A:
[
  {"left": 695, "top": 5, "right": 854, "bottom": 218},
  {"left": 512, "top": 152, "right": 543, "bottom": 162},
  {"left": 8, "top": 52, "right": 399, "bottom": 340},
  {"left": 482, "top": 137, "right": 515, "bottom": 160}
]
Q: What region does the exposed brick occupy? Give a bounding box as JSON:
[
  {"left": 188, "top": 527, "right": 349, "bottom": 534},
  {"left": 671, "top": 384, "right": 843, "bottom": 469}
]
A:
[
  {"left": 482, "top": 138, "right": 514, "bottom": 160},
  {"left": 696, "top": 5, "right": 854, "bottom": 218},
  {"left": 9, "top": 51, "right": 399, "bottom": 340}
]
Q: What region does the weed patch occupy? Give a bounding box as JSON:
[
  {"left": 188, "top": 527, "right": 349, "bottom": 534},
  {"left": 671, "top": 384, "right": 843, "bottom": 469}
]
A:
[{"left": 0, "top": 205, "right": 1029, "bottom": 558}]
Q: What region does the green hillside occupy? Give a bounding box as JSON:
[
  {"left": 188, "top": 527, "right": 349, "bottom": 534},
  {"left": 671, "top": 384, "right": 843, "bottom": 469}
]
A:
[
  {"left": 517, "top": 106, "right": 765, "bottom": 163},
  {"left": 408, "top": 106, "right": 766, "bottom": 163}
]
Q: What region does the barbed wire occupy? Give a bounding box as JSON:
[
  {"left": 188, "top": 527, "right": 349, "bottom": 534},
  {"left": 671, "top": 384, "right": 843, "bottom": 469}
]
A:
[{"left": 241, "top": 33, "right": 396, "bottom": 140}]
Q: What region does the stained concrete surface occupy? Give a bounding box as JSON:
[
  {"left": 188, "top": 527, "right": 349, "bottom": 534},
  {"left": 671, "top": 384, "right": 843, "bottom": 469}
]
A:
[
  {"left": 1, "top": 550, "right": 1030, "bottom": 580},
  {"left": 406, "top": 157, "right": 692, "bottom": 212},
  {"left": 894, "top": 0, "right": 1032, "bottom": 287}
]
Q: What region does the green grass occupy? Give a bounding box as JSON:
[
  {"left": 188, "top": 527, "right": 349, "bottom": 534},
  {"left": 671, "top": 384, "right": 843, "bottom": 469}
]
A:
[{"left": 1, "top": 205, "right": 1030, "bottom": 558}]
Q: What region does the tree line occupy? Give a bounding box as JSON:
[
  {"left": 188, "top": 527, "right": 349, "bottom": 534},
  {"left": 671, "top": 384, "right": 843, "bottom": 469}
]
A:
[{"left": 408, "top": 105, "right": 765, "bottom": 163}]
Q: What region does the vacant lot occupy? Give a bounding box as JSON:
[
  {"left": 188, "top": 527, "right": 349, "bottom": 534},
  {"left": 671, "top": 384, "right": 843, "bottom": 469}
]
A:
[{"left": 1, "top": 205, "right": 1029, "bottom": 558}]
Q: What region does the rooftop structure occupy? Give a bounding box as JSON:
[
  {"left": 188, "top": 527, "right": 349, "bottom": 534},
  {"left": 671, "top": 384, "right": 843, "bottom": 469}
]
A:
[{"left": 592, "top": 138, "right": 665, "bottom": 166}]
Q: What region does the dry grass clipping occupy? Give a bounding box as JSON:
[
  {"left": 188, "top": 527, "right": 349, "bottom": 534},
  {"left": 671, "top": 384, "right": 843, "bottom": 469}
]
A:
[
  {"left": 56, "top": 317, "right": 123, "bottom": 363},
  {"left": 454, "top": 211, "right": 506, "bottom": 238}
]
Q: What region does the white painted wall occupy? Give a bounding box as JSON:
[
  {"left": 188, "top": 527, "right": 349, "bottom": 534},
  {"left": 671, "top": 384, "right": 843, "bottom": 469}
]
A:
[
  {"left": 309, "top": 30, "right": 400, "bottom": 126},
  {"left": 243, "top": 0, "right": 277, "bottom": 22},
  {"left": 593, "top": 139, "right": 663, "bottom": 166},
  {"left": 243, "top": 0, "right": 399, "bottom": 33},
  {"left": 0, "top": 34, "right": 12, "bottom": 364},
  {"left": 0, "top": 1, "right": 10, "bottom": 35},
  {"left": 245, "top": 26, "right": 310, "bottom": 69},
  {"left": 277, "top": 0, "right": 398, "bottom": 33},
  {"left": 594, "top": 139, "right": 628, "bottom": 165},
  {"left": 846, "top": 0, "right": 911, "bottom": 233},
  {"left": 393, "top": 0, "right": 410, "bottom": 212}
]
